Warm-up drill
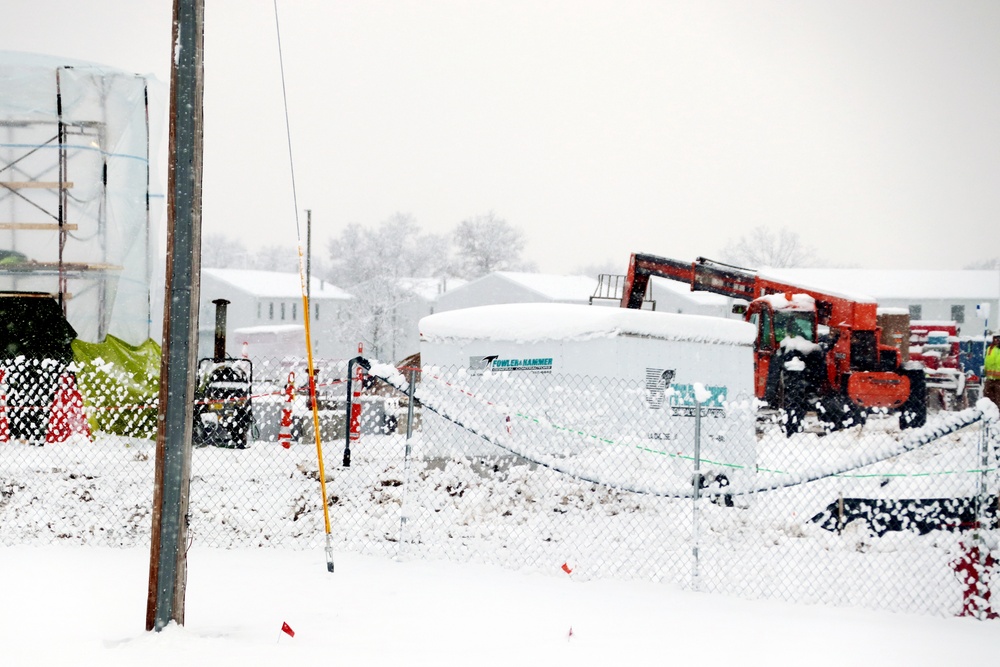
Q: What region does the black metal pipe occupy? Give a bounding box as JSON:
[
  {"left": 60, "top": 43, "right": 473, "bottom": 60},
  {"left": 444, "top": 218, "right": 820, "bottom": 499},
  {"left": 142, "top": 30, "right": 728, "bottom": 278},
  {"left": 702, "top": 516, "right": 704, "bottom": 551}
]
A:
[{"left": 212, "top": 298, "right": 230, "bottom": 362}]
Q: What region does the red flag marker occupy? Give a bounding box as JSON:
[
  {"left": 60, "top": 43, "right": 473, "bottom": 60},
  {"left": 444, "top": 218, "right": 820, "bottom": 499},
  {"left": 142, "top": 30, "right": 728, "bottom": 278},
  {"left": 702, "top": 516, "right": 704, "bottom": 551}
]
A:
[
  {"left": 281, "top": 622, "right": 295, "bottom": 638},
  {"left": 561, "top": 562, "right": 573, "bottom": 575},
  {"left": 568, "top": 626, "right": 574, "bottom": 640}
]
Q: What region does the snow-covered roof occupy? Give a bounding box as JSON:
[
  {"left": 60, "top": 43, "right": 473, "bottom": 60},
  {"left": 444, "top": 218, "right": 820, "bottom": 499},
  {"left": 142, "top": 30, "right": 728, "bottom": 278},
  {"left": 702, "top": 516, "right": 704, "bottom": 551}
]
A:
[
  {"left": 397, "top": 276, "right": 468, "bottom": 301},
  {"left": 492, "top": 272, "right": 598, "bottom": 302},
  {"left": 650, "top": 276, "right": 734, "bottom": 306},
  {"left": 419, "top": 303, "right": 756, "bottom": 345},
  {"left": 762, "top": 269, "right": 1000, "bottom": 301},
  {"left": 203, "top": 268, "right": 353, "bottom": 300},
  {"left": 759, "top": 293, "right": 816, "bottom": 312}
]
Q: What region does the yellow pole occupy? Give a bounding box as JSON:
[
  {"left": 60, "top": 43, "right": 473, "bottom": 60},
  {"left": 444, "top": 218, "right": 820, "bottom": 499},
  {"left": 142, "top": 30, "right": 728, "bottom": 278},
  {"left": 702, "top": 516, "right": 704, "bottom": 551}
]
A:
[{"left": 296, "top": 243, "right": 335, "bottom": 571}]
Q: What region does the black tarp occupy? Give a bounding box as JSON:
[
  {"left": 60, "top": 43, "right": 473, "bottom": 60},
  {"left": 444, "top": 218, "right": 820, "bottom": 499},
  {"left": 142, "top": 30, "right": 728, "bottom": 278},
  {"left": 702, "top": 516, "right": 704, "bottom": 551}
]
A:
[
  {"left": 0, "top": 293, "right": 77, "bottom": 441},
  {"left": 811, "top": 496, "right": 998, "bottom": 536}
]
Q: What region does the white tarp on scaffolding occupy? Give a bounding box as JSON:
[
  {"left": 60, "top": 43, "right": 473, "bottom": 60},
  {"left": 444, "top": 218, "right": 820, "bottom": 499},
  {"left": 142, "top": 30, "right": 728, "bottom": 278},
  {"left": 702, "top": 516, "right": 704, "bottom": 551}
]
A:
[{"left": 0, "top": 51, "right": 159, "bottom": 344}]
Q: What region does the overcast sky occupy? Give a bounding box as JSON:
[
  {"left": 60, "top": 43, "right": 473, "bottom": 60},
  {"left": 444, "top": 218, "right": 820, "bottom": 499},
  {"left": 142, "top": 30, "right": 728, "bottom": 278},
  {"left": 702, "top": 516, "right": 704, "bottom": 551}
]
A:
[{"left": 4, "top": 1, "right": 999, "bottom": 274}]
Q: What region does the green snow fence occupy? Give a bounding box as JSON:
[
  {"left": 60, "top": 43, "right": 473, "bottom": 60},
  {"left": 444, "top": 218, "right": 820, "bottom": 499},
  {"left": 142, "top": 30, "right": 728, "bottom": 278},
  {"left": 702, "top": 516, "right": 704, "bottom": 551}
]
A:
[{"left": 71, "top": 336, "right": 161, "bottom": 439}]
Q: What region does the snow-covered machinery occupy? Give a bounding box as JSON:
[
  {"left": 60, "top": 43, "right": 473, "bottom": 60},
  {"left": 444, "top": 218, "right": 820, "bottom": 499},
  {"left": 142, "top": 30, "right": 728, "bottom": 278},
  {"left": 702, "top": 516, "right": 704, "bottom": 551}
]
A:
[
  {"left": 909, "top": 321, "right": 980, "bottom": 410},
  {"left": 619, "top": 253, "right": 928, "bottom": 435},
  {"left": 193, "top": 299, "right": 254, "bottom": 448}
]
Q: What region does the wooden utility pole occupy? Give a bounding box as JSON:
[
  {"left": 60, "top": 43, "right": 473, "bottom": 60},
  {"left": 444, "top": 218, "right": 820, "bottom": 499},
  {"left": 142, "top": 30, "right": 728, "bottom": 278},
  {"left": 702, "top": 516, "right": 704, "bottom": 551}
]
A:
[{"left": 146, "top": 0, "right": 205, "bottom": 632}]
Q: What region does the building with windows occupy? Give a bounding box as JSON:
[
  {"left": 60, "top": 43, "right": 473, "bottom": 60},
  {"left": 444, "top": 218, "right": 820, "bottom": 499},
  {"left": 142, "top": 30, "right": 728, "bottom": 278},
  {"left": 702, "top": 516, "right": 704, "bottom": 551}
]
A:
[
  {"left": 763, "top": 269, "right": 1000, "bottom": 335},
  {"left": 199, "top": 268, "right": 354, "bottom": 370}
]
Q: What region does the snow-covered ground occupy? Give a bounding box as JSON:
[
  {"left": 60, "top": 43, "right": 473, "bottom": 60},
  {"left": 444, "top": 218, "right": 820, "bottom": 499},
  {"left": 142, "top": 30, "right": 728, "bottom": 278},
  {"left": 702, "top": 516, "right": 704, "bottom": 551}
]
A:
[
  {"left": 1, "top": 545, "right": 998, "bottom": 667},
  {"left": 3, "top": 398, "right": 999, "bottom": 618},
  {"left": 3, "top": 365, "right": 1000, "bottom": 665}
]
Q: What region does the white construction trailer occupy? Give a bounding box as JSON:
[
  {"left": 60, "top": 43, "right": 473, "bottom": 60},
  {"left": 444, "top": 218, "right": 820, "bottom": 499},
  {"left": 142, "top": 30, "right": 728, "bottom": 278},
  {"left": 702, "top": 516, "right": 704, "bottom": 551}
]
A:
[{"left": 417, "top": 303, "right": 758, "bottom": 496}]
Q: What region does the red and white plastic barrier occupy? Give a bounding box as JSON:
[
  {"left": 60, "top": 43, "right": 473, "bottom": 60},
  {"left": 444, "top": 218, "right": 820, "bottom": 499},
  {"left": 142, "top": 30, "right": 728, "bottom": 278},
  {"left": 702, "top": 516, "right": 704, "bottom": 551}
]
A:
[
  {"left": 349, "top": 343, "right": 363, "bottom": 442},
  {"left": 46, "top": 372, "right": 92, "bottom": 444},
  {"left": 0, "top": 369, "right": 9, "bottom": 443},
  {"left": 278, "top": 372, "right": 295, "bottom": 449},
  {"left": 952, "top": 540, "right": 998, "bottom": 619}
]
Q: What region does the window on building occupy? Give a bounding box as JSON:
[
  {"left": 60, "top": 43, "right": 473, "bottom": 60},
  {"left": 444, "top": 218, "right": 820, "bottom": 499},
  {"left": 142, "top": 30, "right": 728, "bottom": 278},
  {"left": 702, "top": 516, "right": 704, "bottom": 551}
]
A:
[
  {"left": 908, "top": 305, "right": 922, "bottom": 320},
  {"left": 257, "top": 302, "right": 261, "bottom": 320},
  {"left": 281, "top": 303, "right": 286, "bottom": 320},
  {"left": 951, "top": 305, "right": 965, "bottom": 324},
  {"left": 269, "top": 302, "right": 274, "bottom": 320},
  {"left": 315, "top": 302, "right": 320, "bottom": 321},
  {"left": 292, "top": 302, "right": 297, "bottom": 321}
]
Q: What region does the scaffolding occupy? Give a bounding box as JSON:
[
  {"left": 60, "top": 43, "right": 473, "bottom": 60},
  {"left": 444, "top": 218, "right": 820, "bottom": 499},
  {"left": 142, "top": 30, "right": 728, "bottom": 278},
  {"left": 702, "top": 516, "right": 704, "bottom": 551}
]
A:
[{"left": 0, "top": 53, "right": 155, "bottom": 344}]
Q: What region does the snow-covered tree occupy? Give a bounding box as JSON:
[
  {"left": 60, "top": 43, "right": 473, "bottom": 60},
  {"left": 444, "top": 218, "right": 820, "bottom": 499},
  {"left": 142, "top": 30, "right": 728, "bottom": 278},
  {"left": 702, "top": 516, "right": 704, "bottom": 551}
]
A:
[
  {"left": 719, "top": 226, "right": 819, "bottom": 268},
  {"left": 451, "top": 212, "right": 535, "bottom": 279},
  {"left": 327, "top": 213, "right": 448, "bottom": 286},
  {"left": 335, "top": 276, "right": 411, "bottom": 361},
  {"left": 325, "top": 213, "right": 449, "bottom": 360}
]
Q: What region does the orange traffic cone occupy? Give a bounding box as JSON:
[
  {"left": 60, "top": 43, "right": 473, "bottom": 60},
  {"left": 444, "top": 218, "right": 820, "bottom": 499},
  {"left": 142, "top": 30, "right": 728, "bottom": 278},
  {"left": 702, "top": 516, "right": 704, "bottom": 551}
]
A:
[
  {"left": 278, "top": 372, "right": 295, "bottom": 449},
  {"left": 46, "top": 372, "right": 92, "bottom": 444},
  {"left": 0, "top": 369, "right": 9, "bottom": 443}
]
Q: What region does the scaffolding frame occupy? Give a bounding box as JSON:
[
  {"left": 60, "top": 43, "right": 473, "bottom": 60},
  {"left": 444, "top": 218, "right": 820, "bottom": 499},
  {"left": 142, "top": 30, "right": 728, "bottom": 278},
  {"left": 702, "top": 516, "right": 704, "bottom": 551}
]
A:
[{"left": 0, "top": 65, "right": 151, "bottom": 341}]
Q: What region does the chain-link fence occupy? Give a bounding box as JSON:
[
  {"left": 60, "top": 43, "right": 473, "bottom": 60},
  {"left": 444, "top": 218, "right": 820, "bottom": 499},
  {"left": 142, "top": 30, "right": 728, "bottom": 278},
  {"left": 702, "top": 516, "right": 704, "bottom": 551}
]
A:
[{"left": 2, "top": 354, "right": 999, "bottom": 620}]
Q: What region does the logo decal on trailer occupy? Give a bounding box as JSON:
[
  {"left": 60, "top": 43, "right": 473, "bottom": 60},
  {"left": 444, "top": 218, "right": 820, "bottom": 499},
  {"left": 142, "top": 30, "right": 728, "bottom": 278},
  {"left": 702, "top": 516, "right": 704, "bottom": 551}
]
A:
[{"left": 469, "top": 355, "right": 554, "bottom": 374}]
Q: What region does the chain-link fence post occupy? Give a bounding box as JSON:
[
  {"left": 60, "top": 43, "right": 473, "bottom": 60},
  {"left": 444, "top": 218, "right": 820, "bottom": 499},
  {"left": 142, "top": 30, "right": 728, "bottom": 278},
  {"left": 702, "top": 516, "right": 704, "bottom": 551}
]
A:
[
  {"left": 979, "top": 416, "right": 999, "bottom": 620},
  {"left": 692, "top": 391, "right": 702, "bottom": 591},
  {"left": 396, "top": 367, "right": 417, "bottom": 558}
]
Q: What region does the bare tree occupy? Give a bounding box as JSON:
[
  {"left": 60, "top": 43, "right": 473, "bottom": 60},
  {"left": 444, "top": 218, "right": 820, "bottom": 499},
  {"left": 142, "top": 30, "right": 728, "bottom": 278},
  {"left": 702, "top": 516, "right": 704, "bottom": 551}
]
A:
[
  {"left": 576, "top": 258, "right": 625, "bottom": 278},
  {"left": 251, "top": 244, "right": 298, "bottom": 273},
  {"left": 719, "top": 226, "right": 819, "bottom": 268},
  {"left": 965, "top": 257, "right": 1000, "bottom": 270},
  {"left": 451, "top": 212, "right": 535, "bottom": 279},
  {"left": 201, "top": 234, "right": 302, "bottom": 272},
  {"left": 201, "top": 233, "right": 250, "bottom": 268}
]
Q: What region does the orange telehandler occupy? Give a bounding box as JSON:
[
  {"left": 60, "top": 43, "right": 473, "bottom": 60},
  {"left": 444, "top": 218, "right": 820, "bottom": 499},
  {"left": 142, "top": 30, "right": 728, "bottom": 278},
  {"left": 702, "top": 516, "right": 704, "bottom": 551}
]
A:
[{"left": 620, "top": 253, "right": 926, "bottom": 435}]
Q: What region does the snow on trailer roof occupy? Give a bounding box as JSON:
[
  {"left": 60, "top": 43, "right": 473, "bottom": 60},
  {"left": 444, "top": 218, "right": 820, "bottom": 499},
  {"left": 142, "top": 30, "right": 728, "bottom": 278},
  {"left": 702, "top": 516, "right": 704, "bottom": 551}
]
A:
[
  {"left": 233, "top": 324, "right": 303, "bottom": 335},
  {"left": 419, "top": 303, "right": 756, "bottom": 346}
]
